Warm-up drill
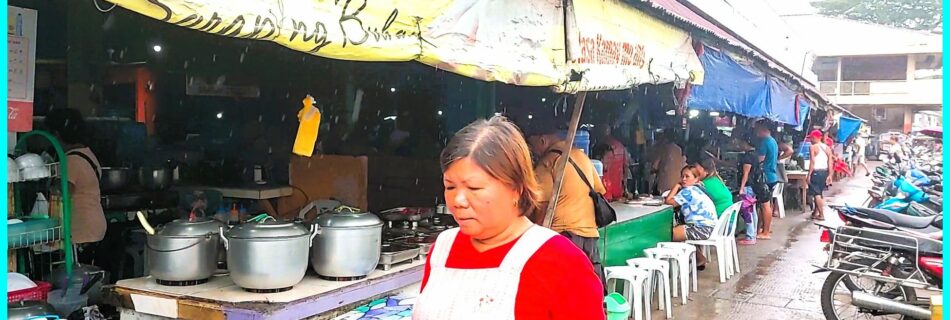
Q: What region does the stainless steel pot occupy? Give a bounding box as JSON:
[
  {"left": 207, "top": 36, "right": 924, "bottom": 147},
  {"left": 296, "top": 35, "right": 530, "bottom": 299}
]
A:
[
  {"left": 8, "top": 301, "right": 58, "bottom": 320},
  {"left": 221, "top": 220, "right": 318, "bottom": 290},
  {"left": 147, "top": 218, "right": 225, "bottom": 282},
  {"left": 101, "top": 167, "right": 131, "bottom": 192},
  {"left": 310, "top": 211, "right": 383, "bottom": 278},
  {"left": 139, "top": 166, "right": 172, "bottom": 190}
]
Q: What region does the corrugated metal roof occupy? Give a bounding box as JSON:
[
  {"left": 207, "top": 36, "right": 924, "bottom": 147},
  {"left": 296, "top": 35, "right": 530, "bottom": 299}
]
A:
[{"left": 640, "top": 0, "right": 744, "bottom": 45}]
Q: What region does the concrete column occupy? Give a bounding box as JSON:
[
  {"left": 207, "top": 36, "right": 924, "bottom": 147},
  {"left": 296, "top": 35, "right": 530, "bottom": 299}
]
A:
[{"left": 903, "top": 107, "right": 913, "bottom": 133}]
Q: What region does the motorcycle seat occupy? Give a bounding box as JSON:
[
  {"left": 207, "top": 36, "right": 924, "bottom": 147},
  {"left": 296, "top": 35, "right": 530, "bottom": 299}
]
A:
[{"left": 851, "top": 207, "right": 939, "bottom": 229}]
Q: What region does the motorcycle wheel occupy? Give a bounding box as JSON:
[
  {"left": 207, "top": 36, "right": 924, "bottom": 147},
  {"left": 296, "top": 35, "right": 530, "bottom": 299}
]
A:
[{"left": 820, "top": 265, "right": 917, "bottom": 320}]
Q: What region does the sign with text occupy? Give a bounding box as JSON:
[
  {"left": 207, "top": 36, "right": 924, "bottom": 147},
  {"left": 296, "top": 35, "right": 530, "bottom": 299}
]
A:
[
  {"left": 106, "top": 0, "right": 567, "bottom": 86},
  {"left": 8, "top": 6, "right": 37, "bottom": 132},
  {"left": 558, "top": 0, "right": 704, "bottom": 93}
]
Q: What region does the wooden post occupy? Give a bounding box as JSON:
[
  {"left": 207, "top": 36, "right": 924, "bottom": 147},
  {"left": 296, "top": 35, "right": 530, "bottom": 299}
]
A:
[{"left": 542, "top": 92, "right": 587, "bottom": 228}]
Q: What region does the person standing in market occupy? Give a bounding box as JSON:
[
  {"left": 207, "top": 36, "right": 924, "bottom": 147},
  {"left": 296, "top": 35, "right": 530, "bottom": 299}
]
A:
[
  {"left": 806, "top": 130, "right": 834, "bottom": 220},
  {"left": 594, "top": 123, "right": 629, "bottom": 202},
  {"left": 754, "top": 123, "right": 779, "bottom": 239},
  {"left": 852, "top": 135, "right": 870, "bottom": 176},
  {"left": 650, "top": 130, "right": 686, "bottom": 195},
  {"left": 44, "top": 108, "right": 107, "bottom": 264},
  {"left": 735, "top": 139, "right": 768, "bottom": 245},
  {"left": 414, "top": 117, "right": 604, "bottom": 319},
  {"left": 527, "top": 130, "right": 606, "bottom": 286}
]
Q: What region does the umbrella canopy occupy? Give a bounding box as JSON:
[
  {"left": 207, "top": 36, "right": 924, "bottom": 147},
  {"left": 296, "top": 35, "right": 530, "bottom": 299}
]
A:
[{"left": 919, "top": 127, "right": 942, "bottom": 139}]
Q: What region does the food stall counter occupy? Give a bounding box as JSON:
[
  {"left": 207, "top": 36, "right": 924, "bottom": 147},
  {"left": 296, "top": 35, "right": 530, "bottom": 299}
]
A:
[
  {"left": 106, "top": 261, "right": 424, "bottom": 320},
  {"left": 598, "top": 203, "right": 674, "bottom": 267}
]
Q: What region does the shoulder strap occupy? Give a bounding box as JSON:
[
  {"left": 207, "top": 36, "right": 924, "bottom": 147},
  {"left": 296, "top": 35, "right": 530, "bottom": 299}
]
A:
[
  {"left": 568, "top": 158, "right": 596, "bottom": 193},
  {"left": 67, "top": 150, "right": 101, "bottom": 180}
]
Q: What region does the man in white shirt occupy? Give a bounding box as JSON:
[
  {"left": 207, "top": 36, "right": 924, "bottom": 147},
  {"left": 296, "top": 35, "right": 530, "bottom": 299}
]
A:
[{"left": 853, "top": 137, "right": 870, "bottom": 176}]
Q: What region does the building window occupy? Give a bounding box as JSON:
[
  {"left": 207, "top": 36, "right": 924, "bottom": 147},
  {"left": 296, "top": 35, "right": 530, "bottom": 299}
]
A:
[
  {"left": 814, "top": 57, "right": 839, "bottom": 81},
  {"left": 874, "top": 108, "right": 888, "bottom": 120},
  {"left": 841, "top": 56, "right": 907, "bottom": 81},
  {"left": 915, "top": 54, "right": 942, "bottom": 79}
]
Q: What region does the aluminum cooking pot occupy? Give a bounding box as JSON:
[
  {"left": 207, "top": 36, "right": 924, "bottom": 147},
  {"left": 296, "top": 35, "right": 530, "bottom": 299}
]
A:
[
  {"left": 100, "top": 167, "right": 132, "bottom": 192},
  {"left": 310, "top": 211, "right": 383, "bottom": 278},
  {"left": 147, "top": 218, "right": 225, "bottom": 283},
  {"left": 221, "top": 219, "right": 318, "bottom": 290},
  {"left": 8, "top": 300, "right": 58, "bottom": 320}
]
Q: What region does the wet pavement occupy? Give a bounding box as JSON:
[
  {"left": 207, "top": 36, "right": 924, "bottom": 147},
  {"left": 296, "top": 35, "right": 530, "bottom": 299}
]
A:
[{"left": 654, "top": 169, "right": 873, "bottom": 319}]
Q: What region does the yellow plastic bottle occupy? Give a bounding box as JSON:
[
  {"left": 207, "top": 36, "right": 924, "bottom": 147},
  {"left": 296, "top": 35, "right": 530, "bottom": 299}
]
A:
[{"left": 293, "top": 95, "right": 322, "bottom": 157}]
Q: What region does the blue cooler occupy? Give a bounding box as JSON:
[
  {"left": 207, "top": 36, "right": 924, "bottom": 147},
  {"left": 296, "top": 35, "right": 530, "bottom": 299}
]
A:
[{"left": 557, "top": 130, "right": 590, "bottom": 155}]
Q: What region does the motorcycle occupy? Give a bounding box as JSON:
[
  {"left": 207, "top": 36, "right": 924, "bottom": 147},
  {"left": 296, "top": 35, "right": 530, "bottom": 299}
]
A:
[
  {"left": 814, "top": 224, "right": 942, "bottom": 320},
  {"left": 830, "top": 205, "right": 942, "bottom": 235},
  {"left": 866, "top": 176, "right": 941, "bottom": 216}
]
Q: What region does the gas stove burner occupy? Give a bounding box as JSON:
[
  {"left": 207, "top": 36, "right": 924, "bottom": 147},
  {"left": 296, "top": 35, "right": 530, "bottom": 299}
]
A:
[
  {"left": 318, "top": 275, "right": 367, "bottom": 281},
  {"left": 156, "top": 279, "right": 209, "bottom": 286},
  {"left": 244, "top": 287, "right": 292, "bottom": 293}
]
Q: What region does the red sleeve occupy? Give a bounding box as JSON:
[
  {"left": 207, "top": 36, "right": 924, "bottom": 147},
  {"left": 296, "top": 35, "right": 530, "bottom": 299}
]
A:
[
  {"left": 517, "top": 236, "right": 606, "bottom": 320},
  {"left": 420, "top": 244, "right": 434, "bottom": 292}
]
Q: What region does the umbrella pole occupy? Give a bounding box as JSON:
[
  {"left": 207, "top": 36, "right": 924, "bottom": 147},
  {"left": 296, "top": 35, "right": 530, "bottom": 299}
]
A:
[{"left": 542, "top": 92, "right": 587, "bottom": 228}]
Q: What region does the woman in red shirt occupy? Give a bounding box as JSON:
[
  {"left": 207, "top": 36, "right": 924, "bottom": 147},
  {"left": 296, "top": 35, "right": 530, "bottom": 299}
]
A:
[{"left": 413, "top": 116, "right": 605, "bottom": 320}]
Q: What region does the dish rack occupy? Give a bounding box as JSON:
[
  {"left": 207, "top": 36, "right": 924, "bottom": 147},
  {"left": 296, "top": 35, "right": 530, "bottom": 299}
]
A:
[
  {"left": 8, "top": 162, "right": 60, "bottom": 183},
  {"left": 11, "top": 130, "right": 76, "bottom": 277},
  {"left": 9, "top": 225, "right": 63, "bottom": 250}
]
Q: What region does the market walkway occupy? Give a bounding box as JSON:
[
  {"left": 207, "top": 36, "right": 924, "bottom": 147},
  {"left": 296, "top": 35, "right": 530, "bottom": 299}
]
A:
[{"left": 662, "top": 169, "right": 871, "bottom": 319}]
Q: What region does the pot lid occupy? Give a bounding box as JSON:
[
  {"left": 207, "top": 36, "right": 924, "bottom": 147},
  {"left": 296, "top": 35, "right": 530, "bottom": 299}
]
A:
[
  {"left": 315, "top": 211, "right": 383, "bottom": 228},
  {"left": 227, "top": 220, "right": 310, "bottom": 239},
  {"left": 157, "top": 218, "right": 225, "bottom": 237}
]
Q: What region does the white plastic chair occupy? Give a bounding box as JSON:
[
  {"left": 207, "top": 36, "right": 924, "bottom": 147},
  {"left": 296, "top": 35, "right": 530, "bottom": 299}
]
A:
[
  {"left": 643, "top": 247, "right": 692, "bottom": 305},
  {"left": 772, "top": 182, "right": 786, "bottom": 218},
  {"left": 605, "top": 266, "right": 651, "bottom": 320},
  {"left": 627, "top": 258, "right": 673, "bottom": 319},
  {"left": 687, "top": 202, "right": 742, "bottom": 283}
]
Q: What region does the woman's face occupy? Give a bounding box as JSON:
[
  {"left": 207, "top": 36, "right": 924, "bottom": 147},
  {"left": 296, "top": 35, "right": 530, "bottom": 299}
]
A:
[
  {"left": 681, "top": 170, "right": 700, "bottom": 187},
  {"left": 443, "top": 157, "right": 521, "bottom": 240}
]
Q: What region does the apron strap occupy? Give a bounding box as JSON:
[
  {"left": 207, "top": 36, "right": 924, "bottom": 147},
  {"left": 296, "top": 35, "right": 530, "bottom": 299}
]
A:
[
  {"left": 499, "top": 225, "right": 557, "bottom": 270},
  {"left": 429, "top": 228, "right": 461, "bottom": 268}
]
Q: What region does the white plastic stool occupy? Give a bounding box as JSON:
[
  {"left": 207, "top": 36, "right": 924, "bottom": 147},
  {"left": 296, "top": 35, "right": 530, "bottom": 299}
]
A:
[
  {"left": 627, "top": 258, "right": 673, "bottom": 319},
  {"left": 605, "top": 266, "right": 651, "bottom": 320},
  {"left": 643, "top": 247, "right": 693, "bottom": 305},
  {"left": 772, "top": 182, "right": 786, "bottom": 218},
  {"left": 656, "top": 242, "right": 699, "bottom": 293}
]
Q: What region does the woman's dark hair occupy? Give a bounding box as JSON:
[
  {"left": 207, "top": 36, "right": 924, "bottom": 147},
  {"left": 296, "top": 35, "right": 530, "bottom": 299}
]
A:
[
  {"left": 440, "top": 116, "right": 541, "bottom": 215},
  {"left": 681, "top": 164, "right": 704, "bottom": 178},
  {"left": 44, "top": 108, "right": 87, "bottom": 145}
]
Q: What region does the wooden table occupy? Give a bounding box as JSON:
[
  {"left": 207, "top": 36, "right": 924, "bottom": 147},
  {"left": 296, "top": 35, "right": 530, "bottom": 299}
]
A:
[
  {"left": 786, "top": 170, "right": 809, "bottom": 209},
  {"left": 107, "top": 261, "right": 424, "bottom": 319}
]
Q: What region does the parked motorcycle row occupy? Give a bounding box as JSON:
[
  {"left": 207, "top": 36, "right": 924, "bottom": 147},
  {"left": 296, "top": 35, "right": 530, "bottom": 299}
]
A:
[{"left": 815, "top": 144, "right": 943, "bottom": 320}]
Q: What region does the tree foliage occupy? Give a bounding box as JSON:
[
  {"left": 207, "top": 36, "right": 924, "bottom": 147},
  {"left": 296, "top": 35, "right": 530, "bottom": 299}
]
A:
[{"left": 811, "top": 0, "right": 942, "bottom": 31}]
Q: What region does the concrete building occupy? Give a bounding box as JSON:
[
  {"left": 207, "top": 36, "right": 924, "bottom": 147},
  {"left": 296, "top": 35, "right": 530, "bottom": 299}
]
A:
[{"left": 779, "top": 14, "right": 942, "bottom": 134}]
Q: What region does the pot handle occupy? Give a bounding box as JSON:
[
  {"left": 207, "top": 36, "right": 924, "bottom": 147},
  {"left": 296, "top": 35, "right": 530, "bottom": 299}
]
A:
[
  {"left": 309, "top": 224, "right": 320, "bottom": 247},
  {"left": 219, "top": 227, "right": 229, "bottom": 250}
]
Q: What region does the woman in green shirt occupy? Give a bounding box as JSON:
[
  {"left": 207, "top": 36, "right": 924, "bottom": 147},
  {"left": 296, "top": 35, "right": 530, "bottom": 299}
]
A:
[{"left": 696, "top": 162, "right": 734, "bottom": 217}]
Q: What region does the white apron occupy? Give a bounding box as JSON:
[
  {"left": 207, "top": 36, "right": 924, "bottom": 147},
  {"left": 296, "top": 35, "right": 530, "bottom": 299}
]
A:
[{"left": 413, "top": 225, "right": 557, "bottom": 320}]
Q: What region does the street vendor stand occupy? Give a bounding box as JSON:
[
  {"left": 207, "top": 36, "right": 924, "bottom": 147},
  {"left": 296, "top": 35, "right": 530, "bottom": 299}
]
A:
[
  {"left": 599, "top": 203, "right": 674, "bottom": 266},
  {"left": 107, "top": 263, "right": 423, "bottom": 320}
]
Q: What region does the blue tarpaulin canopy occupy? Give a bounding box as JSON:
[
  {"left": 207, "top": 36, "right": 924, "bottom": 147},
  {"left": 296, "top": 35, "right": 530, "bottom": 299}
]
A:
[
  {"left": 837, "top": 116, "right": 862, "bottom": 142},
  {"left": 795, "top": 97, "right": 811, "bottom": 131},
  {"left": 687, "top": 46, "right": 802, "bottom": 126}
]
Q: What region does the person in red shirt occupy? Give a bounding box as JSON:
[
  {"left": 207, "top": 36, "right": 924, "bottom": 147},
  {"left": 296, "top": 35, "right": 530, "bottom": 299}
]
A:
[{"left": 414, "top": 116, "right": 605, "bottom": 320}]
